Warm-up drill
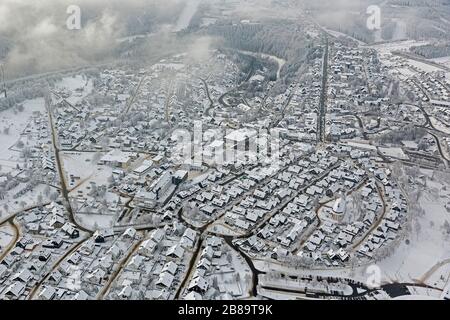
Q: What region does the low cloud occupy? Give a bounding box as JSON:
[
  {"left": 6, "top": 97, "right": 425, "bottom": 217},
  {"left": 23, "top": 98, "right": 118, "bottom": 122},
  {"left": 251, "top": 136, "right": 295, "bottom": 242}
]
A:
[{"left": 0, "top": 0, "right": 187, "bottom": 77}]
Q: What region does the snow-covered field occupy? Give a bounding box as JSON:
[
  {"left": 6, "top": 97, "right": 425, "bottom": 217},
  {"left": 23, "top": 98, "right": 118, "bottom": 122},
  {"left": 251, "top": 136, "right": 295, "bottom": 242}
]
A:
[
  {"left": 406, "top": 59, "right": 442, "bottom": 73},
  {"left": 431, "top": 56, "right": 450, "bottom": 68},
  {"left": 378, "top": 147, "right": 409, "bottom": 160},
  {"left": 61, "top": 151, "right": 101, "bottom": 190},
  {"left": 55, "top": 75, "right": 93, "bottom": 105},
  {"left": 0, "top": 98, "right": 45, "bottom": 163},
  {"left": 76, "top": 212, "right": 117, "bottom": 230},
  {"left": 369, "top": 40, "right": 430, "bottom": 55},
  {"left": 62, "top": 151, "right": 127, "bottom": 230}
]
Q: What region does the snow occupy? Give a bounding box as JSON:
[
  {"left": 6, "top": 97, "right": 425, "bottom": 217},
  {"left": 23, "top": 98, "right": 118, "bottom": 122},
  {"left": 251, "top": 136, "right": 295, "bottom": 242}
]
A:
[
  {"left": 406, "top": 60, "right": 442, "bottom": 73},
  {"left": 62, "top": 151, "right": 113, "bottom": 192},
  {"left": 0, "top": 183, "right": 55, "bottom": 220},
  {"left": 0, "top": 224, "right": 14, "bottom": 254},
  {"left": 370, "top": 40, "right": 430, "bottom": 55},
  {"left": 406, "top": 286, "right": 443, "bottom": 299},
  {"left": 208, "top": 223, "right": 243, "bottom": 237},
  {"left": 0, "top": 97, "right": 55, "bottom": 219},
  {"left": 236, "top": 50, "right": 286, "bottom": 81},
  {"left": 61, "top": 151, "right": 127, "bottom": 230},
  {"left": 209, "top": 242, "right": 253, "bottom": 298},
  {"left": 62, "top": 152, "right": 99, "bottom": 188},
  {"left": 430, "top": 117, "right": 450, "bottom": 135},
  {"left": 0, "top": 98, "right": 45, "bottom": 162},
  {"left": 425, "top": 263, "right": 450, "bottom": 289},
  {"left": 55, "top": 75, "right": 93, "bottom": 105},
  {"left": 378, "top": 147, "right": 409, "bottom": 160},
  {"left": 252, "top": 168, "right": 450, "bottom": 291},
  {"left": 344, "top": 141, "right": 377, "bottom": 151},
  {"left": 323, "top": 28, "right": 367, "bottom": 46},
  {"left": 77, "top": 212, "right": 116, "bottom": 230},
  {"left": 258, "top": 287, "right": 305, "bottom": 300},
  {"left": 377, "top": 170, "right": 450, "bottom": 285},
  {"left": 259, "top": 274, "right": 353, "bottom": 297},
  {"left": 430, "top": 56, "right": 450, "bottom": 68}
]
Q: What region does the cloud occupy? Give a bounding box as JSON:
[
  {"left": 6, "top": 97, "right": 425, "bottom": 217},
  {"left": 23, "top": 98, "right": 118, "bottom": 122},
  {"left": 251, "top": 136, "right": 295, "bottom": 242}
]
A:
[
  {"left": 0, "top": 0, "right": 188, "bottom": 77},
  {"left": 0, "top": 0, "right": 401, "bottom": 78}
]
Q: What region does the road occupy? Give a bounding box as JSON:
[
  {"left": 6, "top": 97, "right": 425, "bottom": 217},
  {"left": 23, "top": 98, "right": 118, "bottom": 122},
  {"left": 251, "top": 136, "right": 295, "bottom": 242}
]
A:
[
  {"left": 317, "top": 35, "right": 329, "bottom": 143},
  {"left": 28, "top": 237, "right": 90, "bottom": 299},
  {"left": 224, "top": 236, "right": 261, "bottom": 297},
  {"left": 216, "top": 48, "right": 286, "bottom": 112},
  {"left": 355, "top": 115, "right": 369, "bottom": 140},
  {"left": 0, "top": 220, "right": 20, "bottom": 261},
  {"left": 351, "top": 182, "right": 387, "bottom": 252},
  {"left": 428, "top": 131, "right": 450, "bottom": 169},
  {"left": 392, "top": 51, "right": 450, "bottom": 73},
  {"left": 97, "top": 236, "right": 147, "bottom": 299},
  {"left": 124, "top": 75, "right": 147, "bottom": 115},
  {"left": 199, "top": 77, "right": 215, "bottom": 116},
  {"left": 174, "top": 237, "right": 203, "bottom": 299},
  {"left": 419, "top": 258, "right": 450, "bottom": 284},
  {"left": 45, "top": 94, "right": 93, "bottom": 234}
]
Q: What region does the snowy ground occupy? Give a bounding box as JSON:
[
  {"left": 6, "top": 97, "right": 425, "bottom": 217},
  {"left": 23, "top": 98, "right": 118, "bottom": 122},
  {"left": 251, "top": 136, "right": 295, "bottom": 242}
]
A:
[
  {"left": 55, "top": 75, "right": 93, "bottom": 105},
  {"left": 76, "top": 212, "right": 117, "bottom": 230},
  {"left": 62, "top": 151, "right": 131, "bottom": 230},
  {"left": 0, "top": 98, "right": 45, "bottom": 163},
  {"left": 61, "top": 151, "right": 101, "bottom": 190},
  {"left": 0, "top": 223, "right": 14, "bottom": 254},
  {"left": 208, "top": 223, "right": 243, "bottom": 237},
  {"left": 0, "top": 183, "right": 55, "bottom": 220},
  {"left": 323, "top": 28, "right": 367, "bottom": 46},
  {"left": 369, "top": 40, "right": 430, "bottom": 55},
  {"left": 431, "top": 117, "right": 450, "bottom": 135},
  {"left": 378, "top": 147, "right": 409, "bottom": 160},
  {"left": 431, "top": 56, "right": 450, "bottom": 68},
  {"left": 209, "top": 243, "right": 253, "bottom": 299},
  {"left": 377, "top": 169, "right": 450, "bottom": 286},
  {"left": 0, "top": 98, "right": 56, "bottom": 219}
]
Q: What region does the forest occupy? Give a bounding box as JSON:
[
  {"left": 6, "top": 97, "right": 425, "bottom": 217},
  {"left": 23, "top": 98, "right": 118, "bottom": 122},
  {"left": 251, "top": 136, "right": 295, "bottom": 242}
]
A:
[
  {"left": 410, "top": 43, "right": 450, "bottom": 59},
  {"left": 205, "top": 20, "right": 316, "bottom": 86}
]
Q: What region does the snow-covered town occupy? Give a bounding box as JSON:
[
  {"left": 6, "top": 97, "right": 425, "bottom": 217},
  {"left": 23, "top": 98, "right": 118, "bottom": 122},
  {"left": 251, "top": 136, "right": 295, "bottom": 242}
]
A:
[{"left": 0, "top": 0, "right": 449, "bottom": 302}]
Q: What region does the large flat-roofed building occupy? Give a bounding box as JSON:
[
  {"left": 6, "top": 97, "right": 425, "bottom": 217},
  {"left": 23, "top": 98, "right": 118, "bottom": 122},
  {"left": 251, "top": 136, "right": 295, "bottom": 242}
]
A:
[{"left": 100, "top": 150, "right": 134, "bottom": 168}]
